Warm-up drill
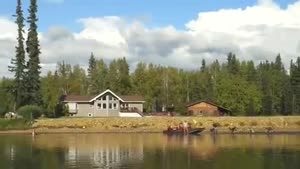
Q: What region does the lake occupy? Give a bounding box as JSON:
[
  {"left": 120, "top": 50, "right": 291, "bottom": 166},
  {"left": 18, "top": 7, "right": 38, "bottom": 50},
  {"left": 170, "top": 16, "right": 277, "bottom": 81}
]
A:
[{"left": 0, "top": 133, "right": 299, "bottom": 169}]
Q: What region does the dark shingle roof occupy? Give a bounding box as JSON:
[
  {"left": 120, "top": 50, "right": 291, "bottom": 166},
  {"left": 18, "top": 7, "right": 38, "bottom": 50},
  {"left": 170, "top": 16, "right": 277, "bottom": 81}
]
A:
[{"left": 119, "top": 95, "right": 144, "bottom": 102}]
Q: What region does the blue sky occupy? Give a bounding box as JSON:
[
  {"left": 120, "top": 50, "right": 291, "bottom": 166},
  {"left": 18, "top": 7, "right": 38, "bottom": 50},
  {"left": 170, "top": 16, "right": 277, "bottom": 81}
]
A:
[{"left": 0, "top": 0, "right": 297, "bottom": 31}]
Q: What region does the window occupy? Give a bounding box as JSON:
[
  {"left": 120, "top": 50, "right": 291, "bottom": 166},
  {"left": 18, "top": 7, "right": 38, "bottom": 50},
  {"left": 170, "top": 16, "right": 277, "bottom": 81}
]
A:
[
  {"left": 98, "top": 103, "right": 101, "bottom": 109},
  {"left": 109, "top": 103, "right": 112, "bottom": 109},
  {"left": 102, "top": 95, "right": 106, "bottom": 100},
  {"left": 88, "top": 113, "right": 93, "bottom": 117},
  {"left": 113, "top": 103, "right": 117, "bottom": 109},
  {"left": 109, "top": 95, "right": 112, "bottom": 100},
  {"left": 103, "top": 103, "right": 106, "bottom": 109}
]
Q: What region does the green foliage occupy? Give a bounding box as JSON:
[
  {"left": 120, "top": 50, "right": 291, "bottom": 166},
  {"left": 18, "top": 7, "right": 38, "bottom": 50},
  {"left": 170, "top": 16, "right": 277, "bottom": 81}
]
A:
[
  {"left": 291, "top": 58, "right": 300, "bottom": 114},
  {"left": 0, "top": 78, "right": 15, "bottom": 113},
  {"left": 17, "top": 105, "right": 43, "bottom": 120},
  {"left": 9, "top": 0, "right": 26, "bottom": 108},
  {"left": 24, "top": 0, "right": 41, "bottom": 105},
  {"left": 0, "top": 119, "right": 30, "bottom": 130}
]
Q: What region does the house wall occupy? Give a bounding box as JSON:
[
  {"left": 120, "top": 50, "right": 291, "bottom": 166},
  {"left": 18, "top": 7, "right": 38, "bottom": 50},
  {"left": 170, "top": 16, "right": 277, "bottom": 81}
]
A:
[
  {"left": 187, "top": 102, "right": 220, "bottom": 116},
  {"left": 128, "top": 103, "right": 143, "bottom": 112},
  {"left": 66, "top": 92, "right": 144, "bottom": 117},
  {"left": 76, "top": 103, "right": 94, "bottom": 117},
  {"left": 93, "top": 94, "right": 120, "bottom": 117}
]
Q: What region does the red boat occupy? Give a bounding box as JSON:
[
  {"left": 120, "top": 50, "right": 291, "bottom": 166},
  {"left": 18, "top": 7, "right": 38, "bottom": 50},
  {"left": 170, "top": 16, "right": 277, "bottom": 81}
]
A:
[{"left": 163, "top": 127, "right": 205, "bottom": 135}]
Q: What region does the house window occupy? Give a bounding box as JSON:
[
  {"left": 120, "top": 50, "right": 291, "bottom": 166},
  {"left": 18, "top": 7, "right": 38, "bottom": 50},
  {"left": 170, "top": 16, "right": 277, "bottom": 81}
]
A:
[
  {"left": 102, "top": 95, "right": 106, "bottom": 101},
  {"left": 109, "top": 103, "right": 112, "bottom": 109},
  {"left": 113, "top": 103, "right": 117, "bottom": 109},
  {"left": 103, "top": 103, "right": 107, "bottom": 109},
  {"left": 109, "top": 95, "right": 113, "bottom": 100},
  {"left": 98, "top": 103, "right": 101, "bottom": 109}
]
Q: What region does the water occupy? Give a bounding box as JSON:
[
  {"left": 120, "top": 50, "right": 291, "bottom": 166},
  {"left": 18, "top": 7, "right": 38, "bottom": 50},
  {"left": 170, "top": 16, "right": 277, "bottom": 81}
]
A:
[{"left": 0, "top": 133, "right": 299, "bottom": 169}]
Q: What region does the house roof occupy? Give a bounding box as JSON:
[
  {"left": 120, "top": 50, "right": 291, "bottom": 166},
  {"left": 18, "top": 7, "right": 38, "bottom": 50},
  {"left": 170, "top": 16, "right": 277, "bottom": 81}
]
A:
[
  {"left": 186, "top": 100, "right": 232, "bottom": 112},
  {"left": 89, "top": 89, "right": 124, "bottom": 102},
  {"left": 119, "top": 95, "right": 144, "bottom": 102},
  {"left": 63, "top": 89, "right": 144, "bottom": 102}
]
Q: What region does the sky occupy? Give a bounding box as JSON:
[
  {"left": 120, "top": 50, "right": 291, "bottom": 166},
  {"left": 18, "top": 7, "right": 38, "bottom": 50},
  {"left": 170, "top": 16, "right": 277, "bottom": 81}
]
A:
[{"left": 1, "top": 0, "right": 300, "bottom": 77}]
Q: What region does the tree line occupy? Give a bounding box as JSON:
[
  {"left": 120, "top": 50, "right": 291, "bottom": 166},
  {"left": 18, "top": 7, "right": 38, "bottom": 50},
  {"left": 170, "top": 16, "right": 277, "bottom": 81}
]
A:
[{"left": 2, "top": 52, "right": 300, "bottom": 116}]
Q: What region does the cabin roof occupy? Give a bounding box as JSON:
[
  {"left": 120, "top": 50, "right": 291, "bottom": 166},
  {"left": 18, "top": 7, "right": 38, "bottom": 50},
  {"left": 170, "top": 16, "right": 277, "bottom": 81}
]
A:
[
  {"left": 186, "top": 100, "right": 232, "bottom": 112},
  {"left": 63, "top": 90, "right": 144, "bottom": 102}
]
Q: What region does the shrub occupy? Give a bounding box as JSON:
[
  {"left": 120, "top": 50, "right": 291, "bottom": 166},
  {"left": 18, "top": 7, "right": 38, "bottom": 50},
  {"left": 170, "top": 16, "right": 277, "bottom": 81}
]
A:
[
  {"left": 17, "top": 105, "right": 43, "bottom": 120},
  {"left": 239, "top": 122, "right": 246, "bottom": 127},
  {"left": 250, "top": 121, "right": 258, "bottom": 126},
  {"left": 0, "top": 119, "right": 30, "bottom": 130},
  {"left": 0, "top": 107, "right": 6, "bottom": 117},
  {"left": 224, "top": 123, "right": 230, "bottom": 127},
  {"left": 212, "top": 122, "right": 221, "bottom": 127},
  {"left": 295, "top": 121, "right": 300, "bottom": 126}
]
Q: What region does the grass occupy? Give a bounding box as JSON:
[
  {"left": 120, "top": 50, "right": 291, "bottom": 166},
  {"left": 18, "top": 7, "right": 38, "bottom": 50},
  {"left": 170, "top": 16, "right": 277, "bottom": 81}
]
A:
[
  {"left": 0, "top": 119, "right": 31, "bottom": 131},
  {"left": 32, "top": 116, "right": 300, "bottom": 131}
]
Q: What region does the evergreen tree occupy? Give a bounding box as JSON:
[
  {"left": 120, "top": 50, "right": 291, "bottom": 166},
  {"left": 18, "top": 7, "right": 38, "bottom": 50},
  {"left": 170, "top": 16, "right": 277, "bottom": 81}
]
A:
[
  {"left": 9, "top": 0, "right": 26, "bottom": 109},
  {"left": 25, "top": 0, "right": 41, "bottom": 105},
  {"left": 90, "top": 59, "right": 108, "bottom": 94},
  {"left": 87, "top": 52, "right": 96, "bottom": 78},
  {"left": 227, "top": 52, "right": 240, "bottom": 74},
  {"left": 291, "top": 58, "right": 300, "bottom": 114},
  {"left": 201, "top": 59, "right": 206, "bottom": 72}
]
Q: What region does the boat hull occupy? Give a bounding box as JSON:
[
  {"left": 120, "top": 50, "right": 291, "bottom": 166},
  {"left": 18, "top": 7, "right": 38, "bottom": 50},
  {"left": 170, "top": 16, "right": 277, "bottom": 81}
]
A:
[{"left": 163, "top": 128, "right": 205, "bottom": 135}]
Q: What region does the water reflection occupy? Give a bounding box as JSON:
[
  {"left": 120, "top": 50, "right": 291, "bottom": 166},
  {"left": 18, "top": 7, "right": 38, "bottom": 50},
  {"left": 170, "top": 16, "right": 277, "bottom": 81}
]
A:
[{"left": 0, "top": 134, "right": 299, "bottom": 169}]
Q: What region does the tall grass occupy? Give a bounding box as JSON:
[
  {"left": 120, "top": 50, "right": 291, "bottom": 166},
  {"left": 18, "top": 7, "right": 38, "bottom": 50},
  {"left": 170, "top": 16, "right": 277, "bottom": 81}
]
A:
[{"left": 33, "top": 116, "right": 300, "bottom": 130}]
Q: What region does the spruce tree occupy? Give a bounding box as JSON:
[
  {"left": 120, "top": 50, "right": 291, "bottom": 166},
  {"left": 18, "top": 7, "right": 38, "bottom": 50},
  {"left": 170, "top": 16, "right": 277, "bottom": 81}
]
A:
[
  {"left": 87, "top": 52, "right": 96, "bottom": 78},
  {"left": 25, "top": 0, "right": 41, "bottom": 105},
  {"left": 87, "top": 52, "right": 96, "bottom": 94},
  {"left": 9, "top": 0, "right": 26, "bottom": 109}
]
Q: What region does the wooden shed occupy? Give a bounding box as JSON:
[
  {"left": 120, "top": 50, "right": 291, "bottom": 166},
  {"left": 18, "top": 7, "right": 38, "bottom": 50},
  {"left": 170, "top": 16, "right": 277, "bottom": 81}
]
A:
[{"left": 186, "top": 101, "right": 231, "bottom": 116}]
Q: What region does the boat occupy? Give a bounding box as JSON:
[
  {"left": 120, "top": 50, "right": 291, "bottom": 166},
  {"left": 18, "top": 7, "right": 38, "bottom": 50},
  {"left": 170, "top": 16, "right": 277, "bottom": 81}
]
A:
[{"left": 163, "top": 127, "right": 205, "bottom": 135}]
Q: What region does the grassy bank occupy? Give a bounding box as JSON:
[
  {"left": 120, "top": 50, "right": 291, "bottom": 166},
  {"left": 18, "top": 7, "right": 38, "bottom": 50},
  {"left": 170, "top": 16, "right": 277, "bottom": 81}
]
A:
[
  {"left": 31, "top": 116, "right": 300, "bottom": 133},
  {"left": 0, "top": 119, "right": 31, "bottom": 131}
]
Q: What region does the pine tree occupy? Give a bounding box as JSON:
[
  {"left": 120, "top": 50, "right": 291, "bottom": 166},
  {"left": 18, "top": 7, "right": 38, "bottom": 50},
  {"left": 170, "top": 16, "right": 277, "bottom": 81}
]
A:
[
  {"left": 201, "top": 59, "right": 206, "bottom": 72},
  {"left": 227, "top": 52, "right": 240, "bottom": 74},
  {"left": 25, "top": 0, "right": 41, "bottom": 105},
  {"left": 9, "top": 0, "right": 26, "bottom": 109},
  {"left": 87, "top": 52, "right": 96, "bottom": 78},
  {"left": 291, "top": 58, "right": 300, "bottom": 114}
]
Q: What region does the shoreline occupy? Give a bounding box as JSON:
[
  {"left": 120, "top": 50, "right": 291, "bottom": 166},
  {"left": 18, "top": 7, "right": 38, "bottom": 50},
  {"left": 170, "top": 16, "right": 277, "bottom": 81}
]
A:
[{"left": 1, "top": 127, "right": 300, "bottom": 135}]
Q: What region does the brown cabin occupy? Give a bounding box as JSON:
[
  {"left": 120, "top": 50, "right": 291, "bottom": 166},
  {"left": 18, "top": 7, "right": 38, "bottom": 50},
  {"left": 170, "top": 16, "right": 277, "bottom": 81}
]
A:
[{"left": 186, "top": 101, "right": 231, "bottom": 116}]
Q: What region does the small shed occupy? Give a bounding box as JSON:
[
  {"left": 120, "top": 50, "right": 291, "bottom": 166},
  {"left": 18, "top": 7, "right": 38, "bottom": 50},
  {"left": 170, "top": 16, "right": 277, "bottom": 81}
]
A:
[{"left": 186, "top": 101, "right": 231, "bottom": 116}]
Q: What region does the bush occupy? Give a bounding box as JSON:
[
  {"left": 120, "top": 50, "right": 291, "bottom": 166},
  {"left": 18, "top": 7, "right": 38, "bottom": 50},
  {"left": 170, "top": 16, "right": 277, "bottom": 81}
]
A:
[
  {"left": 0, "top": 107, "right": 6, "bottom": 117},
  {"left": 250, "top": 121, "right": 258, "bottom": 126},
  {"left": 239, "top": 122, "right": 246, "bottom": 127},
  {"left": 212, "top": 122, "right": 221, "bottom": 127},
  {"left": 17, "top": 105, "right": 43, "bottom": 120},
  {"left": 0, "top": 119, "right": 30, "bottom": 130}
]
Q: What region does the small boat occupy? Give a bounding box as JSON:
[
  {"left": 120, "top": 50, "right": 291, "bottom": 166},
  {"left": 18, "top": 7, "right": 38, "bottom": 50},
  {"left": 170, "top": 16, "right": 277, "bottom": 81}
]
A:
[{"left": 163, "top": 127, "right": 205, "bottom": 135}]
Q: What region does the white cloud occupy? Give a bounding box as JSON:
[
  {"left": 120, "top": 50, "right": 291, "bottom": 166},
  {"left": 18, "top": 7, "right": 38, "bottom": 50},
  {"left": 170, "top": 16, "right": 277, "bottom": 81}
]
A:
[{"left": 1, "top": 0, "right": 300, "bottom": 77}]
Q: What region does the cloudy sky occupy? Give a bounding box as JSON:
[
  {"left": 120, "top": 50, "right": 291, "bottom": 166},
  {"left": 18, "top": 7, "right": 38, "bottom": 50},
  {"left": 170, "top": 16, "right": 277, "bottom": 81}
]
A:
[{"left": 1, "top": 0, "right": 300, "bottom": 77}]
